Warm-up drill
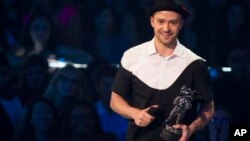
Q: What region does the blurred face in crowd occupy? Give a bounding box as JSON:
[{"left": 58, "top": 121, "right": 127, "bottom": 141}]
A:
[
  {"left": 151, "top": 11, "right": 183, "bottom": 48},
  {"left": 31, "top": 101, "right": 55, "bottom": 131},
  {"left": 24, "top": 65, "right": 47, "bottom": 90},
  {"left": 69, "top": 105, "right": 96, "bottom": 135},
  {"left": 30, "top": 17, "right": 50, "bottom": 45},
  {"left": 55, "top": 70, "right": 79, "bottom": 97}
]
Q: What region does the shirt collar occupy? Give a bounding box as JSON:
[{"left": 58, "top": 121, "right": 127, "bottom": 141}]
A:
[
  {"left": 147, "top": 38, "right": 184, "bottom": 59},
  {"left": 147, "top": 38, "right": 157, "bottom": 56},
  {"left": 172, "top": 40, "right": 183, "bottom": 58}
]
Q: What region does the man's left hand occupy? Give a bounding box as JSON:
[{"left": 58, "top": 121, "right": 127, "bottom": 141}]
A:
[{"left": 173, "top": 124, "right": 192, "bottom": 141}]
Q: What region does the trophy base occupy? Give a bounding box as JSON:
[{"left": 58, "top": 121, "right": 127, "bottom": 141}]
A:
[{"left": 160, "top": 125, "right": 182, "bottom": 141}]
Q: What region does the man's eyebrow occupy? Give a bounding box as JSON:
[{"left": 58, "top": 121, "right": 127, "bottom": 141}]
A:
[{"left": 156, "top": 18, "right": 180, "bottom": 22}]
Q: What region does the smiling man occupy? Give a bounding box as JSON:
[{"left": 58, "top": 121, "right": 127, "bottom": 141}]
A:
[{"left": 110, "top": 0, "right": 214, "bottom": 141}]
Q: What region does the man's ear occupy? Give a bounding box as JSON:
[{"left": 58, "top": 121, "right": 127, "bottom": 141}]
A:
[{"left": 150, "top": 16, "right": 154, "bottom": 28}]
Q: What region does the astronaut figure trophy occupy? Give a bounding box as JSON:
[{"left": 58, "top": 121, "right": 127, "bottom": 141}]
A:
[{"left": 160, "top": 85, "right": 200, "bottom": 141}]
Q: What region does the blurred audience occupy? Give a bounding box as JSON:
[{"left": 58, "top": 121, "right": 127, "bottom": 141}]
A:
[
  {"left": 18, "top": 54, "right": 50, "bottom": 107},
  {"left": 51, "top": 0, "right": 93, "bottom": 64},
  {"left": 195, "top": 104, "right": 233, "bottom": 141},
  {"left": 0, "top": 0, "right": 23, "bottom": 49},
  {"left": 111, "top": 0, "right": 138, "bottom": 45},
  {"left": 17, "top": 98, "right": 58, "bottom": 141},
  {"left": 212, "top": 41, "right": 250, "bottom": 123},
  {"left": 94, "top": 64, "right": 128, "bottom": 141},
  {"left": 215, "top": 1, "right": 250, "bottom": 66},
  {"left": 6, "top": 10, "right": 56, "bottom": 77},
  {"left": 22, "top": 10, "right": 57, "bottom": 58},
  {"left": 43, "top": 65, "right": 86, "bottom": 115},
  {"left": 84, "top": 4, "right": 131, "bottom": 64},
  {"left": 0, "top": 53, "right": 26, "bottom": 141},
  {"left": 84, "top": 57, "right": 110, "bottom": 104},
  {"left": 56, "top": 102, "right": 116, "bottom": 141}
]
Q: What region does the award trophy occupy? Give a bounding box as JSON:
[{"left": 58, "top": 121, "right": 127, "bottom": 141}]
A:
[{"left": 160, "top": 85, "right": 200, "bottom": 141}]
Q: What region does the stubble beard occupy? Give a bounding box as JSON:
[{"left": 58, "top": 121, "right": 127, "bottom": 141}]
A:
[{"left": 157, "top": 33, "right": 177, "bottom": 49}]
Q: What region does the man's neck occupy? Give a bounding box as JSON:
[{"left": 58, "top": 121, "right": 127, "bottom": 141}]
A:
[{"left": 154, "top": 39, "right": 177, "bottom": 57}]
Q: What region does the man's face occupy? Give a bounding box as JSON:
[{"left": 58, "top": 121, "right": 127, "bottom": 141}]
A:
[{"left": 150, "top": 11, "right": 183, "bottom": 47}]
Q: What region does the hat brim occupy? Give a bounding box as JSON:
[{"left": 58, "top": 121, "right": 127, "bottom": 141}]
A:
[{"left": 146, "top": 5, "right": 189, "bottom": 20}]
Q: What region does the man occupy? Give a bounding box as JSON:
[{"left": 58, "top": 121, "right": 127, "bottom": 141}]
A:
[{"left": 110, "top": 0, "right": 214, "bottom": 141}]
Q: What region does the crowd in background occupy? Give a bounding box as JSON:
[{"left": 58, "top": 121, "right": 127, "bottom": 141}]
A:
[{"left": 0, "top": 0, "right": 250, "bottom": 141}]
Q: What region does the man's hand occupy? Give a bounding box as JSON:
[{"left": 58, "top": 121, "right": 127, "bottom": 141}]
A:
[
  {"left": 133, "top": 105, "right": 158, "bottom": 127},
  {"left": 173, "top": 124, "right": 191, "bottom": 141}
]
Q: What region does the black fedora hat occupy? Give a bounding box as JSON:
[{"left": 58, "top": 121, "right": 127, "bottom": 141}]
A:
[{"left": 146, "top": 0, "right": 189, "bottom": 20}]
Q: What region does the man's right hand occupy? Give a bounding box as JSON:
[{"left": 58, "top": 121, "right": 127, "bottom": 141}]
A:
[{"left": 133, "top": 105, "right": 158, "bottom": 127}]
